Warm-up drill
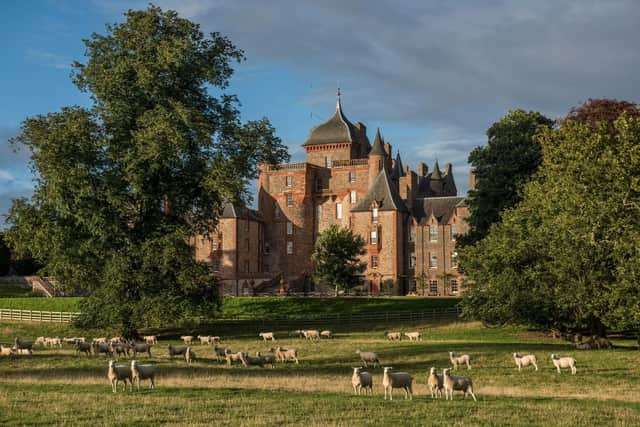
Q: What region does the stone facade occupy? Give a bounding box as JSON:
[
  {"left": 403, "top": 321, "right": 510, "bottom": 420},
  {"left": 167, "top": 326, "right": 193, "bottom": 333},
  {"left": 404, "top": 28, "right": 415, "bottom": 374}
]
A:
[{"left": 194, "top": 93, "right": 470, "bottom": 296}]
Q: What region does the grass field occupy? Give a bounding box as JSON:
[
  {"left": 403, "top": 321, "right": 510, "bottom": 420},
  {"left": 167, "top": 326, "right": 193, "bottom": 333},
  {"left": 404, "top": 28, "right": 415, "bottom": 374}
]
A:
[
  {"left": 1, "top": 320, "right": 638, "bottom": 426},
  {"left": 0, "top": 285, "right": 35, "bottom": 298}
]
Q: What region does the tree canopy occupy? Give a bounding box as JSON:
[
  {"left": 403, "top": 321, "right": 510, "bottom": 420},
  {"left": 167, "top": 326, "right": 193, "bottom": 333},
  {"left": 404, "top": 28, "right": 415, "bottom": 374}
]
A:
[
  {"left": 4, "top": 6, "right": 289, "bottom": 335},
  {"left": 459, "top": 109, "right": 554, "bottom": 246},
  {"left": 311, "top": 225, "right": 366, "bottom": 296},
  {"left": 460, "top": 100, "right": 640, "bottom": 338}
]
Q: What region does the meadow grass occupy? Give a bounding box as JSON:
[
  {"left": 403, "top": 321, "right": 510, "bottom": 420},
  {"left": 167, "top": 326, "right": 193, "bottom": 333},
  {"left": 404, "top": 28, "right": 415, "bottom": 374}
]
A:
[{"left": 0, "top": 320, "right": 638, "bottom": 426}]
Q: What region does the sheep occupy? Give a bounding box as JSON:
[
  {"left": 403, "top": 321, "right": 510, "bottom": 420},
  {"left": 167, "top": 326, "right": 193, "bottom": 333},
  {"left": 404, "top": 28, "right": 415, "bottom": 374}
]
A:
[
  {"left": 130, "top": 342, "right": 153, "bottom": 358},
  {"left": 256, "top": 352, "right": 276, "bottom": 368},
  {"left": 382, "top": 367, "right": 413, "bottom": 400},
  {"left": 225, "top": 349, "right": 248, "bottom": 367},
  {"left": 211, "top": 336, "right": 221, "bottom": 344},
  {"left": 35, "top": 336, "right": 46, "bottom": 346},
  {"left": 290, "top": 330, "right": 305, "bottom": 338},
  {"left": 76, "top": 341, "right": 92, "bottom": 356},
  {"left": 320, "top": 330, "right": 332, "bottom": 339},
  {"left": 131, "top": 360, "right": 156, "bottom": 390},
  {"left": 0, "top": 345, "right": 14, "bottom": 356},
  {"left": 197, "top": 335, "right": 212, "bottom": 345},
  {"left": 449, "top": 352, "right": 471, "bottom": 370},
  {"left": 14, "top": 337, "right": 33, "bottom": 352},
  {"left": 594, "top": 336, "right": 613, "bottom": 349},
  {"left": 442, "top": 368, "right": 476, "bottom": 401},
  {"left": 167, "top": 344, "right": 188, "bottom": 359},
  {"left": 271, "top": 347, "right": 299, "bottom": 364},
  {"left": 185, "top": 347, "right": 196, "bottom": 364},
  {"left": 110, "top": 336, "right": 125, "bottom": 344},
  {"left": 302, "top": 330, "right": 320, "bottom": 341},
  {"left": 355, "top": 350, "right": 380, "bottom": 368},
  {"left": 258, "top": 332, "right": 276, "bottom": 341},
  {"left": 551, "top": 354, "right": 577, "bottom": 374},
  {"left": 63, "top": 337, "right": 85, "bottom": 345},
  {"left": 143, "top": 335, "right": 158, "bottom": 345},
  {"left": 14, "top": 347, "right": 33, "bottom": 355},
  {"left": 385, "top": 331, "right": 401, "bottom": 341},
  {"left": 92, "top": 337, "right": 107, "bottom": 344},
  {"left": 93, "top": 342, "right": 112, "bottom": 357},
  {"left": 180, "top": 336, "right": 194, "bottom": 345},
  {"left": 427, "top": 367, "right": 444, "bottom": 399},
  {"left": 351, "top": 367, "right": 373, "bottom": 395},
  {"left": 513, "top": 353, "right": 538, "bottom": 371},
  {"left": 242, "top": 352, "right": 265, "bottom": 368},
  {"left": 45, "top": 337, "right": 62, "bottom": 348},
  {"left": 213, "top": 345, "right": 228, "bottom": 361},
  {"left": 107, "top": 360, "right": 132, "bottom": 393},
  {"left": 404, "top": 332, "right": 421, "bottom": 341},
  {"left": 110, "top": 342, "right": 130, "bottom": 359}
]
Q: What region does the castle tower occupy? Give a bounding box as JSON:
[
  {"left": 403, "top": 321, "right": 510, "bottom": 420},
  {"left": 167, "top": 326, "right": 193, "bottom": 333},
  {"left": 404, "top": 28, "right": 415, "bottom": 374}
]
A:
[{"left": 368, "top": 128, "right": 387, "bottom": 186}]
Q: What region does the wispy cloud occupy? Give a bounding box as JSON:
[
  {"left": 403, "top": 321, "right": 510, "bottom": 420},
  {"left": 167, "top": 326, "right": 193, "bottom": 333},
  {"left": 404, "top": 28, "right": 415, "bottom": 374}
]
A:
[{"left": 26, "top": 48, "right": 72, "bottom": 70}]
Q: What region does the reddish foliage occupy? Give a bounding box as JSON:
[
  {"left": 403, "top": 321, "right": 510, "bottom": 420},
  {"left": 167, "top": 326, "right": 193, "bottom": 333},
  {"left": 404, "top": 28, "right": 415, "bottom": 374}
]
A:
[{"left": 565, "top": 98, "right": 640, "bottom": 128}]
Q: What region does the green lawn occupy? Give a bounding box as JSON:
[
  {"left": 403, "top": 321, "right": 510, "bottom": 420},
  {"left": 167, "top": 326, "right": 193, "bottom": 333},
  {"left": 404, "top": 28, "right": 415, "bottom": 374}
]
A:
[
  {"left": 0, "top": 297, "right": 82, "bottom": 312},
  {"left": 0, "top": 285, "right": 34, "bottom": 298},
  {"left": 0, "top": 320, "right": 638, "bottom": 426}
]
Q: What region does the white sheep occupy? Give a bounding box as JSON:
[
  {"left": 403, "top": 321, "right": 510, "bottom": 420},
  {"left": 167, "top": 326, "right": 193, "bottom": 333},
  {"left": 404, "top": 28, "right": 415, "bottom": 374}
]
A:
[
  {"left": 14, "top": 348, "right": 33, "bottom": 355},
  {"left": 513, "top": 353, "right": 538, "bottom": 371},
  {"left": 351, "top": 367, "right": 373, "bottom": 395},
  {"left": 302, "top": 330, "right": 320, "bottom": 341},
  {"left": 356, "top": 350, "right": 380, "bottom": 368},
  {"left": 550, "top": 354, "right": 577, "bottom": 374},
  {"left": 181, "top": 335, "right": 194, "bottom": 345},
  {"left": 225, "top": 349, "right": 248, "bottom": 367},
  {"left": 93, "top": 337, "right": 107, "bottom": 344},
  {"left": 258, "top": 332, "right": 276, "bottom": 341},
  {"left": 131, "top": 360, "right": 156, "bottom": 390},
  {"left": 107, "top": 360, "right": 132, "bottom": 393},
  {"left": 382, "top": 367, "right": 413, "bottom": 400},
  {"left": 0, "top": 345, "right": 14, "bottom": 356},
  {"left": 443, "top": 368, "right": 476, "bottom": 401},
  {"left": 270, "top": 347, "right": 299, "bottom": 364},
  {"left": 427, "top": 367, "right": 443, "bottom": 399},
  {"left": 143, "top": 335, "right": 158, "bottom": 345},
  {"left": 185, "top": 347, "right": 196, "bottom": 364},
  {"left": 197, "top": 335, "right": 212, "bottom": 345},
  {"left": 320, "top": 330, "right": 332, "bottom": 339},
  {"left": 35, "top": 336, "right": 46, "bottom": 346},
  {"left": 46, "top": 337, "right": 62, "bottom": 348},
  {"left": 385, "top": 331, "right": 401, "bottom": 341},
  {"left": 404, "top": 332, "right": 421, "bottom": 341},
  {"left": 449, "top": 351, "right": 471, "bottom": 370}
]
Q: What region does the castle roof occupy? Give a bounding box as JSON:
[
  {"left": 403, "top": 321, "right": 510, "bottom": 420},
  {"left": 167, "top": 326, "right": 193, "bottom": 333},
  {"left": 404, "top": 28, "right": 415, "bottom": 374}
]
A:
[
  {"left": 351, "top": 169, "right": 408, "bottom": 212},
  {"left": 304, "top": 91, "right": 356, "bottom": 146},
  {"left": 220, "top": 203, "right": 263, "bottom": 221},
  {"left": 369, "top": 128, "right": 387, "bottom": 156},
  {"left": 431, "top": 160, "right": 442, "bottom": 180},
  {"left": 412, "top": 196, "right": 466, "bottom": 225},
  {"left": 391, "top": 151, "right": 405, "bottom": 179}
]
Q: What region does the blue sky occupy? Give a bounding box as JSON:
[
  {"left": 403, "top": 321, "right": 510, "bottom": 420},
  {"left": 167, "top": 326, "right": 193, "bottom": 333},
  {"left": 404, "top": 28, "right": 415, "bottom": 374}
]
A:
[{"left": 2, "top": 0, "right": 640, "bottom": 225}]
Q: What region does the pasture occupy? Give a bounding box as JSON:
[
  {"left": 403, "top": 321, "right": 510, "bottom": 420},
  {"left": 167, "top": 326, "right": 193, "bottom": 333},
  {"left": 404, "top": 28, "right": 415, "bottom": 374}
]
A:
[{"left": 0, "top": 320, "right": 639, "bottom": 426}]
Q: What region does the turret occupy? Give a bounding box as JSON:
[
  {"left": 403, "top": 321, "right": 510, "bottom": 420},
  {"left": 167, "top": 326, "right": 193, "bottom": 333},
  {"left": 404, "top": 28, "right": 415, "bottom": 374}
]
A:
[{"left": 368, "top": 128, "right": 387, "bottom": 186}]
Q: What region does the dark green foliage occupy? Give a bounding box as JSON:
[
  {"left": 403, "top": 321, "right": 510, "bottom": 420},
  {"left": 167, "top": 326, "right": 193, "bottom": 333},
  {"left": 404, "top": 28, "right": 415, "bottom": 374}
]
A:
[
  {"left": 3, "top": 6, "right": 289, "bottom": 336},
  {"left": 0, "top": 233, "right": 10, "bottom": 276},
  {"left": 459, "top": 109, "right": 554, "bottom": 246},
  {"left": 311, "top": 225, "right": 366, "bottom": 296}
]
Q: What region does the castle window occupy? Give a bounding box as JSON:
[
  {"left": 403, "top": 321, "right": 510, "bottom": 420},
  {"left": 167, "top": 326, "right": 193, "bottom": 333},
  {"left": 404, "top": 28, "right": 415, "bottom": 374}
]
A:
[
  {"left": 349, "top": 171, "right": 356, "bottom": 182},
  {"left": 286, "top": 241, "right": 293, "bottom": 254},
  {"left": 451, "top": 252, "right": 458, "bottom": 269},
  {"left": 286, "top": 193, "right": 293, "bottom": 207},
  {"left": 451, "top": 224, "right": 457, "bottom": 241},
  {"left": 451, "top": 279, "right": 459, "bottom": 294},
  {"left": 429, "top": 225, "right": 437, "bottom": 242},
  {"left": 212, "top": 261, "right": 220, "bottom": 272},
  {"left": 274, "top": 202, "right": 281, "bottom": 218},
  {"left": 350, "top": 191, "right": 357, "bottom": 204},
  {"left": 246, "top": 238, "right": 250, "bottom": 251},
  {"left": 325, "top": 156, "right": 332, "bottom": 168},
  {"left": 429, "top": 280, "right": 438, "bottom": 294},
  {"left": 286, "top": 221, "right": 293, "bottom": 235},
  {"left": 409, "top": 225, "right": 416, "bottom": 242},
  {"left": 317, "top": 204, "right": 322, "bottom": 220},
  {"left": 409, "top": 253, "right": 416, "bottom": 269},
  {"left": 211, "top": 239, "right": 218, "bottom": 251},
  {"left": 429, "top": 254, "right": 437, "bottom": 269},
  {"left": 264, "top": 243, "right": 271, "bottom": 255},
  {"left": 286, "top": 176, "right": 292, "bottom": 187},
  {"left": 245, "top": 260, "right": 250, "bottom": 273},
  {"left": 336, "top": 203, "right": 343, "bottom": 219},
  {"left": 371, "top": 255, "right": 378, "bottom": 269},
  {"left": 372, "top": 208, "right": 379, "bottom": 222},
  {"left": 370, "top": 230, "right": 377, "bottom": 244}
]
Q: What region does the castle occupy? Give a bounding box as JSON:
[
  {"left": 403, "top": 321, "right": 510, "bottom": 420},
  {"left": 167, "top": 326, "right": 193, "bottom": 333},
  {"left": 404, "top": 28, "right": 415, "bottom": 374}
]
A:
[{"left": 194, "top": 93, "right": 470, "bottom": 296}]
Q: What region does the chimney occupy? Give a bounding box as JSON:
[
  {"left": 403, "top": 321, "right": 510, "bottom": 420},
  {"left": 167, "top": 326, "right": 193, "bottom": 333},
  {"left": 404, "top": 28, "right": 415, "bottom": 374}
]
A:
[
  {"left": 445, "top": 163, "right": 452, "bottom": 176},
  {"left": 384, "top": 143, "right": 392, "bottom": 157},
  {"left": 469, "top": 168, "right": 477, "bottom": 191},
  {"left": 417, "top": 162, "right": 428, "bottom": 177}
]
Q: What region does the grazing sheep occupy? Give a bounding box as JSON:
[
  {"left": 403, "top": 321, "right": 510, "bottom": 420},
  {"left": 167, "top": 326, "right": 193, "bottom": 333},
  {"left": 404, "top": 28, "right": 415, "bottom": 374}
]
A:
[
  {"left": 93, "top": 342, "right": 112, "bottom": 357},
  {"left": 14, "top": 337, "right": 33, "bottom": 352},
  {"left": 355, "top": 350, "right": 380, "bottom": 368},
  {"left": 551, "top": 354, "right": 577, "bottom": 374},
  {"left": 211, "top": 336, "right": 221, "bottom": 344},
  {"left": 385, "top": 331, "right": 401, "bottom": 341},
  {"left": 302, "top": 330, "right": 320, "bottom": 341},
  {"left": 513, "top": 353, "right": 538, "bottom": 371},
  {"left": 167, "top": 344, "right": 188, "bottom": 359},
  {"left": 242, "top": 352, "right": 265, "bottom": 368},
  {"left": 258, "top": 332, "right": 276, "bottom": 341},
  {"left": 14, "top": 348, "right": 33, "bottom": 355},
  {"left": 404, "top": 332, "right": 421, "bottom": 341},
  {"left": 131, "top": 360, "right": 156, "bottom": 390},
  {"left": 351, "top": 367, "right": 373, "bottom": 395},
  {"left": 382, "top": 367, "right": 413, "bottom": 400},
  {"left": 594, "top": 336, "right": 613, "bottom": 349},
  {"left": 427, "top": 367, "right": 444, "bottom": 399},
  {"left": 110, "top": 336, "right": 125, "bottom": 344},
  {"left": 1, "top": 345, "right": 14, "bottom": 356},
  {"left": 256, "top": 352, "right": 276, "bottom": 368},
  {"left": 442, "top": 368, "right": 476, "bottom": 401},
  {"left": 92, "top": 337, "right": 107, "bottom": 344},
  {"left": 180, "top": 336, "right": 194, "bottom": 345},
  {"left": 320, "top": 330, "right": 332, "bottom": 339},
  {"left": 225, "top": 349, "right": 248, "bottom": 367},
  {"left": 35, "top": 337, "right": 46, "bottom": 346},
  {"left": 45, "top": 337, "right": 62, "bottom": 348},
  {"left": 449, "top": 352, "right": 471, "bottom": 370},
  {"left": 271, "top": 347, "right": 299, "bottom": 364},
  {"left": 213, "top": 345, "right": 228, "bottom": 361},
  {"left": 197, "top": 335, "right": 212, "bottom": 345},
  {"left": 63, "top": 337, "right": 85, "bottom": 345},
  {"left": 290, "top": 330, "right": 305, "bottom": 338},
  {"left": 110, "top": 342, "right": 130, "bottom": 359},
  {"left": 76, "top": 341, "right": 92, "bottom": 356},
  {"left": 107, "top": 360, "right": 132, "bottom": 393},
  {"left": 185, "top": 347, "right": 196, "bottom": 364},
  {"left": 143, "top": 335, "right": 158, "bottom": 345},
  {"left": 130, "top": 342, "right": 153, "bottom": 358}
]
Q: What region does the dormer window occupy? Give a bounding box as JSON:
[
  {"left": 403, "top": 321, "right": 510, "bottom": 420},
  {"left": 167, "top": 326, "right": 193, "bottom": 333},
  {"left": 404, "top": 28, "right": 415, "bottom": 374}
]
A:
[
  {"left": 286, "top": 176, "right": 292, "bottom": 187},
  {"left": 325, "top": 156, "right": 332, "bottom": 168},
  {"left": 429, "top": 225, "right": 437, "bottom": 242},
  {"left": 372, "top": 208, "right": 379, "bottom": 222}
]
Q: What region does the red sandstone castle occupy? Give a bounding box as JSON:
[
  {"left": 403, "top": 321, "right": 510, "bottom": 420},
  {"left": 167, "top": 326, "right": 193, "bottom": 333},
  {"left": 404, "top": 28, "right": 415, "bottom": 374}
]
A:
[{"left": 194, "top": 93, "right": 470, "bottom": 296}]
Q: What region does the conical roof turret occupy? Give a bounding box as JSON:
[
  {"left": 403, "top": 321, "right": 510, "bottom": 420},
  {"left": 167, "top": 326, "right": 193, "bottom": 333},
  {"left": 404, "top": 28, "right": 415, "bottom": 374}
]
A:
[{"left": 369, "top": 128, "right": 386, "bottom": 156}]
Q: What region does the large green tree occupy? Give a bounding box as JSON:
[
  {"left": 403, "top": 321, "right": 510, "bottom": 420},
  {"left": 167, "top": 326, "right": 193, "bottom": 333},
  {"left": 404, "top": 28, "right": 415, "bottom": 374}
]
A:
[
  {"left": 459, "top": 110, "right": 554, "bottom": 246},
  {"left": 4, "top": 6, "right": 289, "bottom": 335},
  {"left": 460, "top": 100, "right": 640, "bottom": 338},
  {"left": 0, "top": 233, "right": 10, "bottom": 276},
  {"left": 311, "top": 225, "right": 366, "bottom": 296}
]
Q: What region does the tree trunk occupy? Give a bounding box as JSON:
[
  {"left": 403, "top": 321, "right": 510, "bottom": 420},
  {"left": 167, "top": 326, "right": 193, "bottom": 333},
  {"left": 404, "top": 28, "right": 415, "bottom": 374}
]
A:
[{"left": 335, "top": 285, "right": 339, "bottom": 297}]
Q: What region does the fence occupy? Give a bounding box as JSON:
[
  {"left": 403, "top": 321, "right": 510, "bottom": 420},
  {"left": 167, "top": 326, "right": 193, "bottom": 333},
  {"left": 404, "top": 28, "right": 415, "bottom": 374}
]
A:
[{"left": 0, "top": 309, "right": 81, "bottom": 323}]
